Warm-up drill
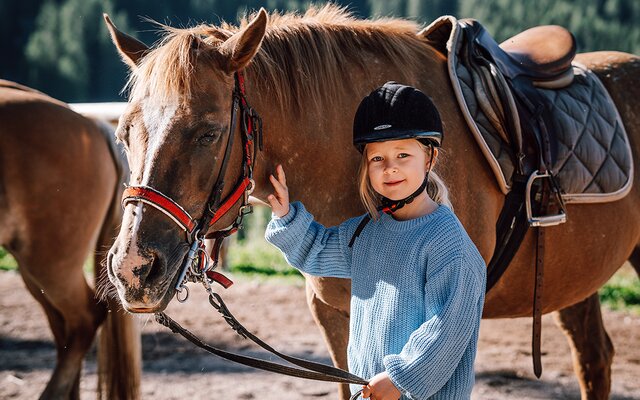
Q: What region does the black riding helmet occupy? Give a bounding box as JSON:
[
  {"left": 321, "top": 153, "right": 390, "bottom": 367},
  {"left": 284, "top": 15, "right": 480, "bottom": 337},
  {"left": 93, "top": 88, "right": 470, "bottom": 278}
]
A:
[
  {"left": 353, "top": 81, "right": 443, "bottom": 153},
  {"left": 348, "top": 82, "right": 444, "bottom": 247}
]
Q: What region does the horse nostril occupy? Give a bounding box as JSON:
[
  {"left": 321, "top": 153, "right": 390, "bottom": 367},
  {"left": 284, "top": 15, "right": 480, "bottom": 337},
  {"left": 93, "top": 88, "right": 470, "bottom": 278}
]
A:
[
  {"left": 106, "top": 250, "right": 117, "bottom": 281},
  {"left": 142, "top": 251, "right": 167, "bottom": 284}
]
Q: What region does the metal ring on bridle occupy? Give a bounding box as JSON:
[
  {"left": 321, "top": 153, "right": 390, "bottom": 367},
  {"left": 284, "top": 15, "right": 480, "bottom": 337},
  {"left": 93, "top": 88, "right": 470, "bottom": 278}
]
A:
[
  {"left": 187, "top": 229, "right": 204, "bottom": 276},
  {"left": 188, "top": 237, "right": 208, "bottom": 276},
  {"left": 349, "top": 388, "right": 364, "bottom": 400},
  {"left": 197, "top": 246, "right": 212, "bottom": 272},
  {"left": 176, "top": 285, "right": 189, "bottom": 303}
]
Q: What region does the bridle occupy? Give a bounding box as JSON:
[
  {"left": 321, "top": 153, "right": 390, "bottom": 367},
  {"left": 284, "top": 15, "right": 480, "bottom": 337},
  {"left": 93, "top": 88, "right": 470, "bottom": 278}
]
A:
[
  {"left": 121, "top": 71, "right": 262, "bottom": 299},
  {"left": 120, "top": 71, "right": 368, "bottom": 397}
]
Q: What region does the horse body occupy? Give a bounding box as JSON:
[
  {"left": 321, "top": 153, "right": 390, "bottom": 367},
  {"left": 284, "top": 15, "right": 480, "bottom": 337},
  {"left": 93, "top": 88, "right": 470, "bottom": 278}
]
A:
[
  {"left": 0, "top": 81, "right": 140, "bottom": 399},
  {"left": 104, "top": 7, "right": 639, "bottom": 399}
]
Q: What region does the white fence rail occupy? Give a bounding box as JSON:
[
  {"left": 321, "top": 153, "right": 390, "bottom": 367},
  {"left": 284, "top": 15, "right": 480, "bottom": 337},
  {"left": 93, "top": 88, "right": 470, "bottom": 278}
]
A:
[{"left": 69, "top": 102, "right": 127, "bottom": 125}]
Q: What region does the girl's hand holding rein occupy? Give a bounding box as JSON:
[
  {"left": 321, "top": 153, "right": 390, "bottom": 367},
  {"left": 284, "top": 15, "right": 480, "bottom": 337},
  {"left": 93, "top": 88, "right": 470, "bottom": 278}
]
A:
[
  {"left": 268, "top": 164, "right": 290, "bottom": 217},
  {"left": 361, "top": 372, "right": 401, "bottom": 400}
]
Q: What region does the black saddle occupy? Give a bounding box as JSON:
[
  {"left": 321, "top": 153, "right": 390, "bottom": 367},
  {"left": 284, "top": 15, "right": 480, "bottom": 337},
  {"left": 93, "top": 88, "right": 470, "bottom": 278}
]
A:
[{"left": 463, "top": 20, "right": 576, "bottom": 87}]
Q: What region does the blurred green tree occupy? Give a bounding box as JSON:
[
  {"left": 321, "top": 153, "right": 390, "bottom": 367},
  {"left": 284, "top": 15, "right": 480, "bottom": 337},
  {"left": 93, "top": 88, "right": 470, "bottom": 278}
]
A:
[
  {"left": 4, "top": 0, "right": 638, "bottom": 102},
  {"left": 458, "top": 0, "right": 640, "bottom": 53},
  {"left": 25, "top": 0, "right": 130, "bottom": 101},
  {"left": 367, "top": 0, "right": 457, "bottom": 23},
  {"left": 0, "top": 0, "right": 43, "bottom": 86}
]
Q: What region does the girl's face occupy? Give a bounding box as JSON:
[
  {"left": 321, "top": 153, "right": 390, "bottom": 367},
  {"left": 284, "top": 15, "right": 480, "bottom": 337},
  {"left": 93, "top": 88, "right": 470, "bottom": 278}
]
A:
[{"left": 366, "top": 139, "right": 433, "bottom": 201}]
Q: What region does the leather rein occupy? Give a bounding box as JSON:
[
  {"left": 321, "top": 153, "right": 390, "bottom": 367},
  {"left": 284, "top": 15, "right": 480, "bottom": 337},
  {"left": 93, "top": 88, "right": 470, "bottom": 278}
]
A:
[{"left": 121, "top": 72, "right": 368, "bottom": 395}]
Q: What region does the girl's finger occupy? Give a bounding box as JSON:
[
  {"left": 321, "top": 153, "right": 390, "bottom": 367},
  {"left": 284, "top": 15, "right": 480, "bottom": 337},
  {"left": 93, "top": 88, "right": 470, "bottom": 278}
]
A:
[
  {"left": 270, "top": 177, "right": 289, "bottom": 201},
  {"left": 267, "top": 194, "right": 282, "bottom": 210},
  {"left": 269, "top": 174, "right": 285, "bottom": 193},
  {"left": 277, "top": 164, "right": 287, "bottom": 185}
]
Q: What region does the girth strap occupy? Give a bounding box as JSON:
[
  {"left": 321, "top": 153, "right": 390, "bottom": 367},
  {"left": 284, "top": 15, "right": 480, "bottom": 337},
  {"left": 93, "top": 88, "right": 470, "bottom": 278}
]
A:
[{"left": 485, "top": 174, "right": 530, "bottom": 292}]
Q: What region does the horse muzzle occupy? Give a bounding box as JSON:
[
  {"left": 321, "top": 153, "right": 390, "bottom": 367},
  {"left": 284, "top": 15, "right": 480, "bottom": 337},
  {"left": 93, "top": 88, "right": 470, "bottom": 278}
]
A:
[{"left": 106, "top": 241, "right": 181, "bottom": 313}]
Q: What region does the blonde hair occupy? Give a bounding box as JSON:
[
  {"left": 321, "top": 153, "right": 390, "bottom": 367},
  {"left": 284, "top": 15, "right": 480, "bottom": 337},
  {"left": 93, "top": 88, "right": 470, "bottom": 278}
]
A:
[{"left": 358, "top": 142, "right": 452, "bottom": 219}]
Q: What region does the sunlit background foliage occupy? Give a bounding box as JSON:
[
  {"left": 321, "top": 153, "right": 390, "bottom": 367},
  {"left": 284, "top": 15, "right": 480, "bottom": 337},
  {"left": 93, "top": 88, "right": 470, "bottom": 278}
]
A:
[{"left": 1, "top": 0, "right": 638, "bottom": 102}]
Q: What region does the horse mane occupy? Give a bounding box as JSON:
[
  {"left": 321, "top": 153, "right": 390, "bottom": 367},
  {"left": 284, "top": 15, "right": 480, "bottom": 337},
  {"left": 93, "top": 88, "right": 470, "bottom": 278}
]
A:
[{"left": 127, "top": 4, "right": 434, "bottom": 114}]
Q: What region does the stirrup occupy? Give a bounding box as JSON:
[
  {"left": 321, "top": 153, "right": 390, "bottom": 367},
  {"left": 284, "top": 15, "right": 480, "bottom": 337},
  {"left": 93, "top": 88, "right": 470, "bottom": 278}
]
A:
[{"left": 525, "top": 171, "right": 567, "bottom": 227}]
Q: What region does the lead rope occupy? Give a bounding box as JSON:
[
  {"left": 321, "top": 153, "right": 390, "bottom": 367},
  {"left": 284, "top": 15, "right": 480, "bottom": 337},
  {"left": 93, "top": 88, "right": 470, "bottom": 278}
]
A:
[{"left": 154, "top": 290, "right": 368, "bottom": 388}]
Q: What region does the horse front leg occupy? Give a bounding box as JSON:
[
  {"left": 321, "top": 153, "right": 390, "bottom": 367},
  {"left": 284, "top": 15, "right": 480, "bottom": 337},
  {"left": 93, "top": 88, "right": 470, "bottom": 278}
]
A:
[
  {"left": 553, "top": 292, "right": 614, "bottom": 400},
  {"left": 305, "top": 277, "right": 352, "bottom": 400},
  {"left": 20, "top": 267, "right": 103, "bottom": 400}
]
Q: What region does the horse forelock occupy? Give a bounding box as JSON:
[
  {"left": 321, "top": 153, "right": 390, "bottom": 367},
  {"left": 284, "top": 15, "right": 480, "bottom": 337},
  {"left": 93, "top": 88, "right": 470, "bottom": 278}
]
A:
[
  {"left": 126, "top": 26, "right": 226, "bottom": 104},
  {"left": 125, "top": 4, "right": 435, "bottom": 115}
]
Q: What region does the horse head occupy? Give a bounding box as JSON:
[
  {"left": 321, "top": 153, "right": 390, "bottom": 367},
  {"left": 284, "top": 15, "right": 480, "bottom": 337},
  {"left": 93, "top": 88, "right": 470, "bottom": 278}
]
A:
[{"left": 103, "top": 10, "right": 268, "bottom": 312}]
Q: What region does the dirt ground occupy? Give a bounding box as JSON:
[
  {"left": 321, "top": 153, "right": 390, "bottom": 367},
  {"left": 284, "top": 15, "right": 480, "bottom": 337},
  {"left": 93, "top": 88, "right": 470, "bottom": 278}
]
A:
[{"left": 1, "top": 269, "right": 639, "bottom": 400}]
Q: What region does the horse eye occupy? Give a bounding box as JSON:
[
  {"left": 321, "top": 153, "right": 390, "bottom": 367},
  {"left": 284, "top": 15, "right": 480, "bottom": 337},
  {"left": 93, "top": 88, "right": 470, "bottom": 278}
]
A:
[{"left": 197, "top": 132, "right": 219, "bottom": 146}]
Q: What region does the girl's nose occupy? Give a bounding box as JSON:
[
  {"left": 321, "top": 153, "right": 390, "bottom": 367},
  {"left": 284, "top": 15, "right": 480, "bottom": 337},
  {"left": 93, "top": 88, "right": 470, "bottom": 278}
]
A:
[{"left": 384, "top": 163, "right": 398, "bottom": 174}]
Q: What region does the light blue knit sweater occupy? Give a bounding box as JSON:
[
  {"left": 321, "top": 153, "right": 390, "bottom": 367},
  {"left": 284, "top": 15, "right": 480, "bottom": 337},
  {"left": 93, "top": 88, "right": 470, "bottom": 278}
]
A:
[{"left": 265, "top": 202, "right": 486, "bottom": 399}]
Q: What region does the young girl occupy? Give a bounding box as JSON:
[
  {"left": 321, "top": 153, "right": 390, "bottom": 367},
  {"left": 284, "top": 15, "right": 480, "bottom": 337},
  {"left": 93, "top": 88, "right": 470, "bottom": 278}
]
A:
[{"left": 265, "top": 82, "right": 486, "bottom": 400}]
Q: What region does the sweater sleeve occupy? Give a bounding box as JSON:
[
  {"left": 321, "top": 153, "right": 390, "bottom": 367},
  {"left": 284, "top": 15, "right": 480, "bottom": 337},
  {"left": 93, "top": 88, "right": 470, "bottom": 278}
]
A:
[
  {"left": 382, "top": 248, "right": 485, "bottom": 399},
  {"left": 264, "top": 201, "right": 352, "bottom": 278}
]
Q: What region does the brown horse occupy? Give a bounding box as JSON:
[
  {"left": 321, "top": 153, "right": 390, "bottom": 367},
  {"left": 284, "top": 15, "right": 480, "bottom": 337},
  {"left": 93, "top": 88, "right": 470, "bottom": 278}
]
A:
[
  {"left": 103, "top": 6, "right": 640, "bottom": 399},
  {"left": 0, "top": 80, "right": 140, "bottom": 399}
]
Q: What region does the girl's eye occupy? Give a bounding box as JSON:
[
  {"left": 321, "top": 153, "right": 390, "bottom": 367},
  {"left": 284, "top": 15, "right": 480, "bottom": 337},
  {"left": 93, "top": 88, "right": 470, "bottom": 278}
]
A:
[
  {"left": 398, "top": 153, "right": 410, "bottom": 158},
  {"left": 370, "top": 156, "right": 383, "bottom": 162}
]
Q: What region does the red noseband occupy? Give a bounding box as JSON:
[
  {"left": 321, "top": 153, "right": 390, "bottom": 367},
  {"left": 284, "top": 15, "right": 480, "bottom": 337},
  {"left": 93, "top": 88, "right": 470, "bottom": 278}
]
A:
[
  {"left": 122, "top": 186, "right": 197, "bottom": 233},
  {"left": 121, "top": 177, "right": 253, "bottom": 237}
]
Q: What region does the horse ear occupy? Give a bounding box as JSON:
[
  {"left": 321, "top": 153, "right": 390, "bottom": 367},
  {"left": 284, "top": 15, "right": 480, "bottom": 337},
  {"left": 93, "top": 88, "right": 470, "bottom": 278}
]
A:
[
  {"left": 218, "top": 8, "right": 268, "bottom": 73},
  {"left": 103, "top": 14, "right": 149, "bottom": 69}
]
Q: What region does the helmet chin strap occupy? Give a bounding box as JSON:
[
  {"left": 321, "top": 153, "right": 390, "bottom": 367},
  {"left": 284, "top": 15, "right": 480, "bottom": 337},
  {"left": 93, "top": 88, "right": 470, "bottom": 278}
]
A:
[
  {"left": 348, "top": 171, "right": 430, "bottom": 248},
  {"left": 378, "top": 173, "right": 429, "bottom": 214}
]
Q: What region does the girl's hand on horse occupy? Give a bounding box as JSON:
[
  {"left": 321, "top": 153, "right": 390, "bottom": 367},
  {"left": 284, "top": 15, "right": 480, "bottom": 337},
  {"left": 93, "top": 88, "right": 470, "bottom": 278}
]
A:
[
  {"left": 361, "top": 372, "right": 401, "bottom": 400},
  {"left": 268, "top": 164, "right": 290, "bottom": 217}
]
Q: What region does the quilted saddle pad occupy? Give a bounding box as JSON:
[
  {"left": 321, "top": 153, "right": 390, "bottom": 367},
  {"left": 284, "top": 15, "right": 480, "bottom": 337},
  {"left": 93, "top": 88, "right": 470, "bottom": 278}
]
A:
[{"left": 422, "top": 17, "right": 633, "bottom": 204}]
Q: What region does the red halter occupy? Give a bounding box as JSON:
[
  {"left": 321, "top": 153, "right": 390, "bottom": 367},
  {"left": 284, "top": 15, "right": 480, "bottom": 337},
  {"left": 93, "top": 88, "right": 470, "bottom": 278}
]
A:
[{"left": 121, "top": 72, "right": 262, "bottom": 291}]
